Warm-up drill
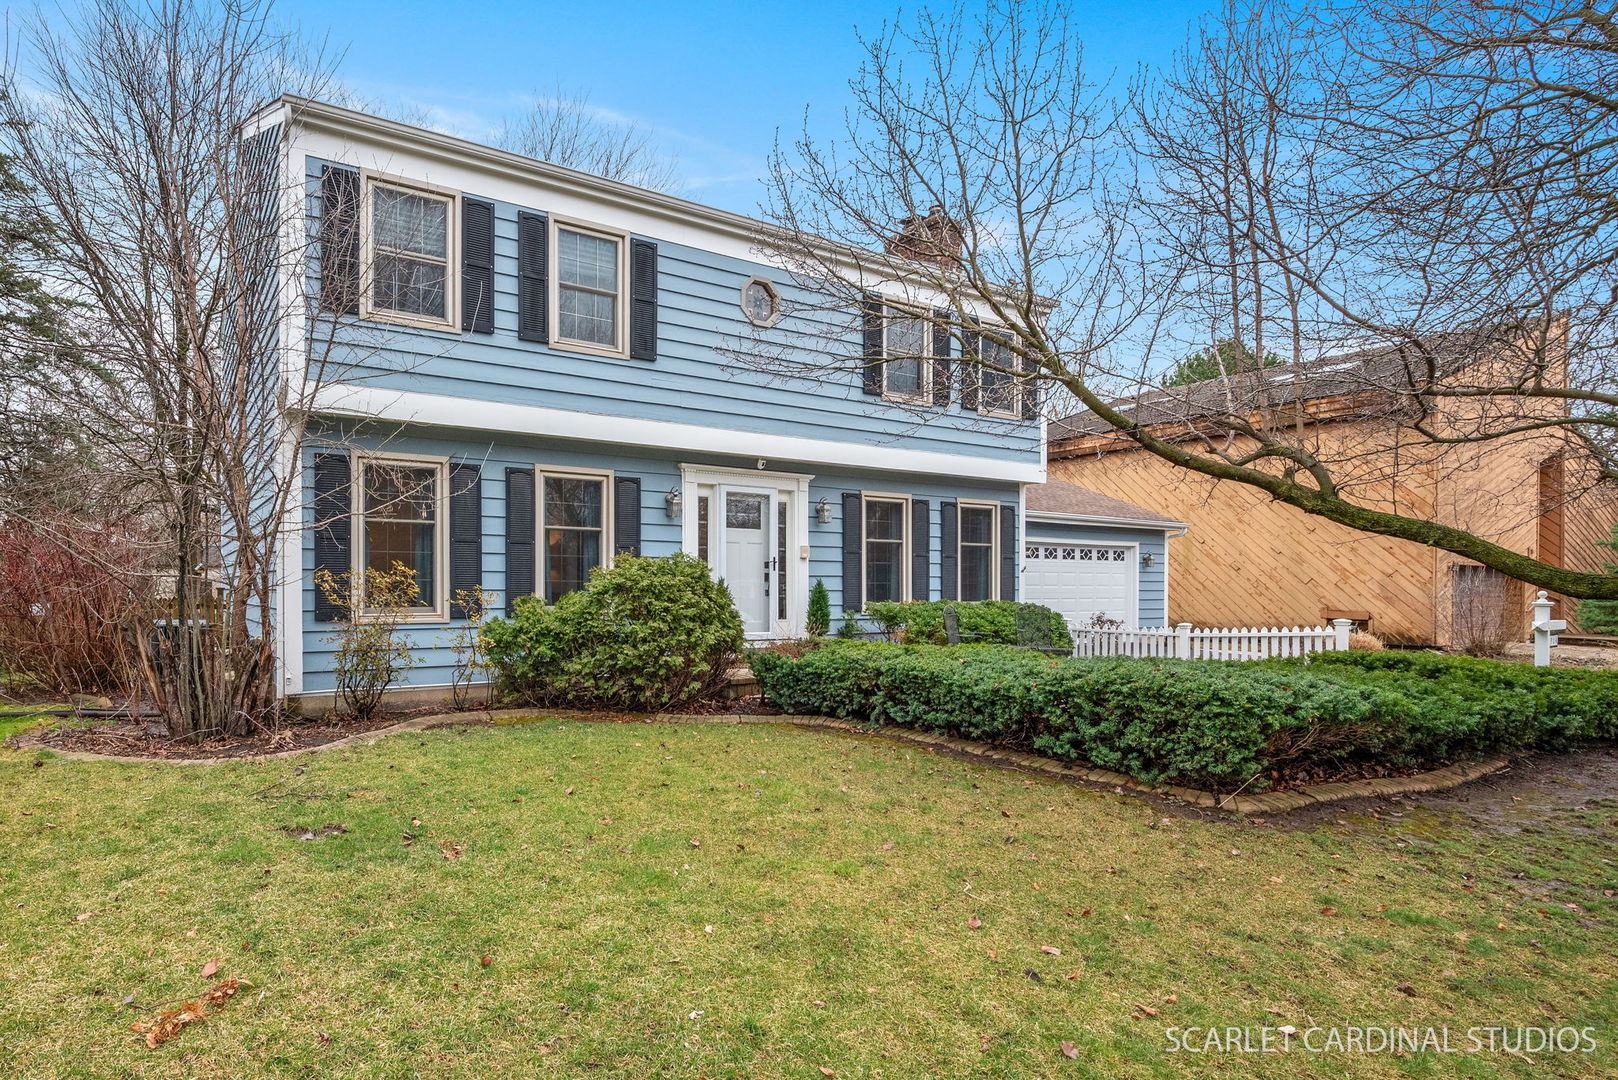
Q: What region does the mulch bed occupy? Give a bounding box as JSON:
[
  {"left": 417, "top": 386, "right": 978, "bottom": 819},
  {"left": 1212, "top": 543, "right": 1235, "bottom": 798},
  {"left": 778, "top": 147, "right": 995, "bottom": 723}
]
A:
[{"left": 22, "top": 715, "right": 415, "bottom": 760}]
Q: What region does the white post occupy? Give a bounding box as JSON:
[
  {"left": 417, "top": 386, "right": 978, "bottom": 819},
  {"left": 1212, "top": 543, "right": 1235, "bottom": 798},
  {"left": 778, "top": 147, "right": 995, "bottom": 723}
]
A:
[
  {"left": 1331, "top": 618, "right": 1353, "bottom": 652},
  {"left": 1530, "top": 590, "right": 1563, "bottom": 667},
  {"left": 1174, "top": 622, "right": 1192, "bottom": 660}
]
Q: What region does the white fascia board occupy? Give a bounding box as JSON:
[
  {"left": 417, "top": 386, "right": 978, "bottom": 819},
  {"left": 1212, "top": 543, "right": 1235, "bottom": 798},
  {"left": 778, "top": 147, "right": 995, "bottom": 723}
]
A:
[
  {"left": 311, "top": 384, "right": 1046, "bottom": 484},
  {"left": 1026, "top": 509, "right": 1190, "bottom": 533}
]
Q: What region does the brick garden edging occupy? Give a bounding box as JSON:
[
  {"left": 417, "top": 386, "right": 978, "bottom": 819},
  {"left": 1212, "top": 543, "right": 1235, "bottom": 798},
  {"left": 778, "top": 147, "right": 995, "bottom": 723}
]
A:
[{"left": 15, "top": 707, "right": 1510, "bottom": 815}]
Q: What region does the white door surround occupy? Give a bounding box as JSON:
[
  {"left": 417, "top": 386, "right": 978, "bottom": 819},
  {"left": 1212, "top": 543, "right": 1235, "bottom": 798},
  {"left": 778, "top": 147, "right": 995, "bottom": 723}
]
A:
[{"left": 680, "top": 465, "right": 812, "bottom": 639}]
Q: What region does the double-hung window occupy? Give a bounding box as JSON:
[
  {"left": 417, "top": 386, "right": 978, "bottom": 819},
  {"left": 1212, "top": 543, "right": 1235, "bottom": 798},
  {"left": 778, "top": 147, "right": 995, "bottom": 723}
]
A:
[
  {"left": 958, "top": 502, "right": 998, "bottom": 601},
  {"left": 863, "top": 495, "right": 909, "bottom": 603},
  {"left": 364, "top": 177, "right": 456, "bottom": 328},
  {"left": 555, "top": 223, "right": 626, "bottom": 353},
  {"left": 540, "top": 470, "right": 611, "bottom": 601},
  {"left": 979, "top": 333, "right": 1020, "bottom": 417},
  {"left": 883, "top": 316, "right": 930, "bottom": 401},
  {"left": 357, "top": 456, "right": 447, "bottom": 617}
]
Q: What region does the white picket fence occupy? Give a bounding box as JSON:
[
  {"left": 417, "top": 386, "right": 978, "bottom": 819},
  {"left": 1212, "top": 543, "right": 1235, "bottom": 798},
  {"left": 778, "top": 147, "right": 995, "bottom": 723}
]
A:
[{"left": 1072, "top": 620, "right": 1354, "bottom": 661}]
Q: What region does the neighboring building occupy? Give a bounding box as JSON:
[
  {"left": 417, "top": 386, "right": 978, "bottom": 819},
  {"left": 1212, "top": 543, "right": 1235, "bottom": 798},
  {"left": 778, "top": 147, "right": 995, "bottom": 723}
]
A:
[
  {"left": 247, "top": 97, "right": 1050, "bottom": 707},
  {"left": 1049, "top": 347, "right": 1618, "bottom": 646},
  {"left": 1022, "top": 481, "right": 1186, "bottom": 631}
]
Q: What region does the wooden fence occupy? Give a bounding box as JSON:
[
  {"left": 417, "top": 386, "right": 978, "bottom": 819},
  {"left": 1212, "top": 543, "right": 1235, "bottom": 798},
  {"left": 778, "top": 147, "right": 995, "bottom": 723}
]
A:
[{"left": 1072, "top": 620, "right": 1354, "bottom": 661}]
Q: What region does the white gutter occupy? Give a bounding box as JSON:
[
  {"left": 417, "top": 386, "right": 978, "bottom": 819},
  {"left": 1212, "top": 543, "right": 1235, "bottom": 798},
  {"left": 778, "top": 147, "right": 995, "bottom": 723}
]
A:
[{"left": 1027, "top": 509, "right": 1190, "bottom": 535}]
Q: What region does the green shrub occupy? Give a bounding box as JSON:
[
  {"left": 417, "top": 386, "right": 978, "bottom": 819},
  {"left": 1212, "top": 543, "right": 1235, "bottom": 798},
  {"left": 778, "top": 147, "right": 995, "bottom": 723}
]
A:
[
  {"left": 482, "top": 553, "right": 744, "bottom": 711},
  {"left": 864, "top": 600, "right": 1072, "bottom": 648},
  {"left": 750, "top": 642, "right": 1618, "bottom": 791},
  {"left": 806, "top": 579, "right": 831, "bottom": 637}
]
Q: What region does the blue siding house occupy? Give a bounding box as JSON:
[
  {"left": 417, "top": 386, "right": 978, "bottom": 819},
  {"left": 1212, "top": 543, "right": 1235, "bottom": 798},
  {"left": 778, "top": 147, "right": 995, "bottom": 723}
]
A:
[{"left": 247, "top": 97, "right": 1172, "bottom": 706}]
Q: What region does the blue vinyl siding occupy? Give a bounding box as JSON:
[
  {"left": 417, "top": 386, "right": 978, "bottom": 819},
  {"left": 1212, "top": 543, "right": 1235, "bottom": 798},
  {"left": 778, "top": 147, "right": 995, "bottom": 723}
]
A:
[
  {"left": 1023, "top": 519, "right": 1171, "bottom": 628},
  {"left": 299, "top": 424, "right": 1020, "bottom": 692},
  {"left": 304, "top": 156, "right": 1040, "bottom": 466}
]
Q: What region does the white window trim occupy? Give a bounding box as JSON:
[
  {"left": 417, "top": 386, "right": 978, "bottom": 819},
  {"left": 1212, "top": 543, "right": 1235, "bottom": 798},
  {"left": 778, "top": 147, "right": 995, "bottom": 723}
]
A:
[
  {"left": 976, "top": 330, "right": 1023, "bottom": 420},
  {"left": 357, "top": 171, "right": 459, "bottom": 332},
  {"left": 550, "top": 215, "right": 631, "bottom": 359},
  {"left": 881, "top": 314, "right": 933, "bottom": 405},
  {"left": 535, "top": 464, "right": 615, "bottom": 602},
  {"left": 861, "top": 491, "right": 912, "bottom": 606},
  {"left": 956, "top": 500, "right": 1000, "bottom": 602},
  {"left": 740, "top": 275, "right": 781, "bottom": 328},
  {"left": 352, "top": 451, "right": 451, "bottom": 623}
]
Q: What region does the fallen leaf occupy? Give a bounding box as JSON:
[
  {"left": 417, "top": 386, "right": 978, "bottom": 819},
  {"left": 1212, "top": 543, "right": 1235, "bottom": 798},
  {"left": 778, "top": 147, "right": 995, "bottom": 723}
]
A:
[
  {"left": 811, "top": 1000, "right": 826, "bottom": 1008},
  {"left": 1133, "top": 1001, "right": 1159, "bottom": 1017},
  {"left": 690, "top": 838, "right": 701, "bottom": 848},
  {"left": 1079, "top": 908, "right": 1092, "bottom": 917},
  {"left": 1040, "top": 945, "right": 1062, "bottom": 955},
  {"left": 880, "top": 842, "right": 894, "bottom": 850},
  {"left": 1394, "top": 982, "right": 1419, "bottom": 997},
  {"left": 1164, "top": 994, "right": 1178, "bottom": 1004},
  {"left": 967, "top": 916, "right": 983, "bottom": 929},
  {"left": 1060, "top": 1040, "right": 1079, "bottom": 1059},
  {"left": 480, "top": 956, "right": 493, "bottom": 967},
  {"left": 564, "top": 786, "right": 574, "bottom": 795},
  {"left": 1320, "top": 907, "right": 1337, "bottom": 916},
  {"left": 819, "top": 1068, "right": 836, "bottom": 1077},
  {"left": 199, "top": 958, "right": 218, "bottom": 978}
]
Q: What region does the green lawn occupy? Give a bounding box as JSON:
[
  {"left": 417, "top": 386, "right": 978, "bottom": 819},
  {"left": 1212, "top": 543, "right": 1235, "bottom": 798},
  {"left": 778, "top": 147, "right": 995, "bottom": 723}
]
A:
[{"left": 1, "top": 719, "right": 1613, "bottom": 1079}]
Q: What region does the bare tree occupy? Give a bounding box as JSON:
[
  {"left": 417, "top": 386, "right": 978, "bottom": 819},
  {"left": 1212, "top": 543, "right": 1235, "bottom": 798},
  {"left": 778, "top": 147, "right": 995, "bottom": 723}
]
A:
[
  {"left": 750, "top": 0, "right": 1618, "bottom": 600},
  {"left": 494, "top": 86, "right": 681, "bottom": 191},
  {"left": 0, "top": 0, "right": 346, "bottom": 736}
]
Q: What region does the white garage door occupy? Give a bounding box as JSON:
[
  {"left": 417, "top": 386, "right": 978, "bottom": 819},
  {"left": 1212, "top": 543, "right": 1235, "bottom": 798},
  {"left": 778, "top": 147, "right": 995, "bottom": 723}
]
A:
[{"left": 1022, "top": 542, "right": 1137, "bottom": 631}]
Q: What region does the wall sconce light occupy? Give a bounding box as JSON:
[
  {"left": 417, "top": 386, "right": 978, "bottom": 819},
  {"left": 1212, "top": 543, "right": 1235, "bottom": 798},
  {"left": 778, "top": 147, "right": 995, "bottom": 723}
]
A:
[
  {"left": 815, "top": 497, "right": 832, "bottom": 524},
  {"left": 664, "top": 487, "right": 683, "bottom": 520},
  {"left": 1141, "top": 552, "right": 1157, "bottom": 569}
]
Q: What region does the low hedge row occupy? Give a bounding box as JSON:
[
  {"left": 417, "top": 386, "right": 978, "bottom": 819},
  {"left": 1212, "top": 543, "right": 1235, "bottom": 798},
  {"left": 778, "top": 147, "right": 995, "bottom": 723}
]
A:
[
  {"left": 748, "top": 643, "right": 1617, "bottom": 791},
  {"left": 863, "top": 600, "right": 1072, "bottom": 648}
]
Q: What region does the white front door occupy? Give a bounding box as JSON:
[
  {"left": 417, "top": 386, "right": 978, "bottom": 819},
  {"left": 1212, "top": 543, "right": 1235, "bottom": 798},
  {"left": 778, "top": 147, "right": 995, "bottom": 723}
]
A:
[
  {"left": 1022, "top": 542, "right": 1138, "bottom": 630},
  {"left": 722, "top": 490, "right": 774, "bottom": 635}
]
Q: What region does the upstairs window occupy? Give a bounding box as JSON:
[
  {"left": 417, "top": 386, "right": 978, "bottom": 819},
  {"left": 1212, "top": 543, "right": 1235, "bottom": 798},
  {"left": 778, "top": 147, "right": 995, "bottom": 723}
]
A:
[
  {"left": 556, "top": 224, "right": 625, "bottom": 352},
  {"left": 883, "top": 316, "right": 930, "bottom": 401},
  {"left": 365, "top": 177, "right": 456, "bottom": 328},
  {"left": 863, "top": 495, "right": 909, "bottom": 603},
  {"left": 979, "top": 333, "right": 1020, "bottom": 417}
]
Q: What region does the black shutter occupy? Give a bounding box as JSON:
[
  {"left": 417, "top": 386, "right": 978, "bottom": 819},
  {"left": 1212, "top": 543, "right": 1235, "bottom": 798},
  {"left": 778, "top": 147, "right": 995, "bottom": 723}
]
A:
[
  {"left": 318, "top": 166, "right": 360, "bottom": 315},
  {"left": 630, "top": 239, "right": 658, "bottom": 361},
  {"left": 614, "top": 476, "right": 642, "bottom": 556},
  {"left": 999, "top": 503, "right": 1018, "bottom": 601},
  {"left": 931, "top": 311, "right": 951, "bottom": 407},
  {"left": 448, "top": 464, "right": 482, "bottom": 618},
  {"left": 961, "top": 320, "right": 981, "bottom": 411},
  {"left": 311, "top": 453, "right": 352, "bottom": 622},
  {"left": 911, "top": 499, "right": 930, "bottom": 601},
  {"left": 1021, "top": 354, "right": 1039, "bottom": 420},
  {"left": 517, "top": 211, "right": 549, "bottom": 343},
  {"left": 860, "top": 294, "right": 884, "bottom": 396},
  {"left": 841, "top": 492, "right": 864, "bottom": 611},
  {"left": 505, "top": 467, "right": 536, "bottom": 614},
  {"left": 939, "top": 501, "right": 958, "bottom": 602},
  {"left": 461, "top": 197, "right": 495, "bottom": 334}
]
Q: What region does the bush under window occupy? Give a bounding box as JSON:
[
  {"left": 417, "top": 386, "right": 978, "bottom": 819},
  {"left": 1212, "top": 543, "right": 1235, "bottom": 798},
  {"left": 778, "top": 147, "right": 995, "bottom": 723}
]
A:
[{"left": 864, "top": 600, "right": 1072, "bottom": 648}]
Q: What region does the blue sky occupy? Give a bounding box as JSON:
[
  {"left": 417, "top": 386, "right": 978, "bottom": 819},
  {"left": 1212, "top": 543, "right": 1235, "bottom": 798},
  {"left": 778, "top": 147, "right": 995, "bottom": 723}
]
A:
[{"left": 277, "top": 0, "right": 1215, "bottom": 214}]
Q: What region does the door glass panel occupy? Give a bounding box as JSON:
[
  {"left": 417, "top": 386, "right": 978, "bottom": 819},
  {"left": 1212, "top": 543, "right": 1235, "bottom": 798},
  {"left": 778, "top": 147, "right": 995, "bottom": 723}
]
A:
[{"left": 777, "top": 500, "right": 788, "bottom": 621}]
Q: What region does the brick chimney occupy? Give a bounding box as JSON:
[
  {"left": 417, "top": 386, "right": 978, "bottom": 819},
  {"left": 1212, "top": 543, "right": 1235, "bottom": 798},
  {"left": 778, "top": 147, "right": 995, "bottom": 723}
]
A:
[{"left": 885, "top": 205, "right": 963, "bottom": 269}]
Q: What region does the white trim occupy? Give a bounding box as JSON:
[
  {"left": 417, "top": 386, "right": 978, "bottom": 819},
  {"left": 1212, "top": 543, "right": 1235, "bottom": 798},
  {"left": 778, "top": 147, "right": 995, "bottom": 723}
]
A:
[
  {"left": 1026, "top": 509, "right": 1190, "bottom": 533},
  {"left": 358, "top": 171, "right": 460, "bottom": 332},
  {"left": 312, "top": 384, "right": 1047, "bottom": 483},
  {"left": 550, "top": 215, "right": 630, "bottom": 359},
  {"left": 352, "top": 451, "right": 452, "bottom": 623},
  {"left": 535, "top": 464, "right": 615, "bottom": 601},
  {"left": 955, "top": 499, "right": 1001, "bottom": 602}
]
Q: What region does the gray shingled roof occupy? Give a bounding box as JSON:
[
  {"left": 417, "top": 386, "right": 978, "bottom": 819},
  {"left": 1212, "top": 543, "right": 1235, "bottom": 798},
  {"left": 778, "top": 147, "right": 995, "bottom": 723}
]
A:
[
  {"left": 1050, "top": 336, "right": 1478, "bottom": 442},
  {"left": 1025, "top": 480, "right": 1183, "bottom": 526}
]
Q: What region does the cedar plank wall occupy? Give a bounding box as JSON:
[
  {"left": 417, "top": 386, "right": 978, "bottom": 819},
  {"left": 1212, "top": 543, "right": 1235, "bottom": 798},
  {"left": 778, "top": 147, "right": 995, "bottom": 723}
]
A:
[
  {"left": 1049, "top": 431, "right": 1442, "bottom": 644},
  {"left": 1052, "top": 379, "right": 1618, "bottom": 645}
]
